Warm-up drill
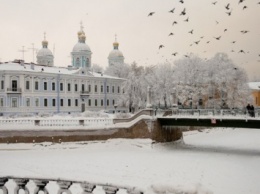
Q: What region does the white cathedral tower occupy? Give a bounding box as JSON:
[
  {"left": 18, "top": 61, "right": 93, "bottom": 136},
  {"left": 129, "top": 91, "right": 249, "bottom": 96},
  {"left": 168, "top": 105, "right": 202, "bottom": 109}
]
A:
[
  {"left": 71, "top": 22, "right": 92, "bottom": 69},
  {"left": 108, "top": 35, "right": 124, "bottom": 66},
  {"left": 36, "top": 32, "right": 54, "bottom": 66}
]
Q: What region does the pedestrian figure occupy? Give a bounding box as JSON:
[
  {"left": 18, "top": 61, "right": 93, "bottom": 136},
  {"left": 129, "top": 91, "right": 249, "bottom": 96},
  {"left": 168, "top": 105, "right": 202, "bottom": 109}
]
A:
[
  {"left": 246, "top": 103, "right": 251, "bottom": 116},
  {"left": 250, "top": 105, "right": 255, "bottom": 117}
]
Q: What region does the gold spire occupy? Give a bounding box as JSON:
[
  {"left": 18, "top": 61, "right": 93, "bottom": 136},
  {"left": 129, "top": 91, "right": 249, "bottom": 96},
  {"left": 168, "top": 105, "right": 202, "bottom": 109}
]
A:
[
  {"left": 113, "top": 34, "right": 119, "bottom": 48},
  {"left": 42, "top": 32, "right": 48, "bottom": 48},
  {"left": 78, "top": 21, "right": 84, "bottom": 37}
]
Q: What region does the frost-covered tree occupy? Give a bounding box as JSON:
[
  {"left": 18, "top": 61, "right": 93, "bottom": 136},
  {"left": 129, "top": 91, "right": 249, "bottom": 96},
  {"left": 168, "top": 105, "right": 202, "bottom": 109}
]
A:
[
  {"left": 104, "top": 62, "right": 130, "bottom": 78},
  {"left": 148, "top": 63, "right": 175, "bottom": 108},
  {"left": 92, "top": 64, "right": 104, "bottom": 73},
  {"left": 173, "top": 55, "right": 207, "bottom": 107},
  {"left": 205, "top": 53, "right": 251, "bottom": 108},
  {"left": 105, "top": 53, "right": 251, "bottom": 112}
]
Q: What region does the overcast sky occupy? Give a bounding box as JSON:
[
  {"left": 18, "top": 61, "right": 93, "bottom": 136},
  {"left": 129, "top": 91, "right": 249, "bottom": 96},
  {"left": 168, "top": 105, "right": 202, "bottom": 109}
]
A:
[{"left": 0, "top": 0, "right": 259, "bottom": 79}]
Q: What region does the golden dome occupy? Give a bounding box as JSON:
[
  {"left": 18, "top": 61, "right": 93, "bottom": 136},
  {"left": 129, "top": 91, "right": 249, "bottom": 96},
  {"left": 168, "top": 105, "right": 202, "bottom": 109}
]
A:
[
  {"left": 78, "top": 31, "right": 83, "bottom": 36},
  {"left": 113, "top": 41, "right": 119, "bottom": 47},
  {"left": 79, "top": 33, "right": 86, "bottom": 42},
  {"left": 42, "top": 40, "right": 48, "bottom": 47}
]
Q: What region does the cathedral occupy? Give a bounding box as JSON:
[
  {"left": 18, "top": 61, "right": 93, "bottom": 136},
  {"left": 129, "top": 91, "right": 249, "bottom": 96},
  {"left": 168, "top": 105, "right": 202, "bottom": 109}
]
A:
[{"left": 0, "top": 24, "right": 126, "bottom": 116}]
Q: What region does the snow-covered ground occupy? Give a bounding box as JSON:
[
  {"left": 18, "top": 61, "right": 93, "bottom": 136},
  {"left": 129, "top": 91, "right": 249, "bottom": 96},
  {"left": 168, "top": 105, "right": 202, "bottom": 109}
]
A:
[{"left": 1, "top": 128, "right": 260, "bottom": 194}]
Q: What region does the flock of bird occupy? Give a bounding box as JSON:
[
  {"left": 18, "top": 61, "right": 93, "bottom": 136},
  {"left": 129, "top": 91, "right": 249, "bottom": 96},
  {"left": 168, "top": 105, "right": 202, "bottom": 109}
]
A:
[{"left": 147, "top": 0, "right": 260, "bottom": 63}]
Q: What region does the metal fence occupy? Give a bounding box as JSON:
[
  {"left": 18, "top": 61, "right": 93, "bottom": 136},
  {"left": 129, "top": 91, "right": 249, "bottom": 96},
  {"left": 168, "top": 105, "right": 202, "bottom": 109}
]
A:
[{"left": 170, "top": 108, "right": 259, "bottom": 117}]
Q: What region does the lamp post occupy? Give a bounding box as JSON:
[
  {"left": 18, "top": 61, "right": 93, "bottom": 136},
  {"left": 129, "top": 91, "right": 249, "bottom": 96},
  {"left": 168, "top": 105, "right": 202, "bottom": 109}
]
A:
[
  {"left": 114, "top": 104, "right": 118, "bottom": 114},
  {"left": 146, "top": 86, "right": 152, "bottom": 108}
]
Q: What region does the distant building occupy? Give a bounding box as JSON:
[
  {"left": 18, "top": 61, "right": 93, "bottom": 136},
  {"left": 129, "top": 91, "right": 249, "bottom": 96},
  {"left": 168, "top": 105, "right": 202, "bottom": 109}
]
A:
[
  {"left": 248, "top": 82, "right": 260, "bottom": 107},
  {"left": 0, "top": 24, "right": 126, "bottom": 116}
]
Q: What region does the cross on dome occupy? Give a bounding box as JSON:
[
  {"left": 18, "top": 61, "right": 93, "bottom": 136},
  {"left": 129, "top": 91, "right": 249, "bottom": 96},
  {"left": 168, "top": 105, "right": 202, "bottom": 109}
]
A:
[
  {"left": 113, "top": 34, "right": 119, "bottom": 49},
  {"left": 80, "top": 21, "right": 84, "bottom": 32},
  {"left": 42, "top": 32, "right": 48, "bottom": 48}
]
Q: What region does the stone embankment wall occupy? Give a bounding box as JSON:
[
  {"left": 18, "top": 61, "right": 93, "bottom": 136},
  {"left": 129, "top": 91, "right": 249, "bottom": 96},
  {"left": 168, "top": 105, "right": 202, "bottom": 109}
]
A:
[{"left": 0, "top": 119, "right": 183, "bottom": 144}]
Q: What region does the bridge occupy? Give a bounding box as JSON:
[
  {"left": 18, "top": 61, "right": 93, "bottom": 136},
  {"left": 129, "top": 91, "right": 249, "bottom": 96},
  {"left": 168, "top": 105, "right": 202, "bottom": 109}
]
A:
[
  {"left": 157, "top": 108, "right": 260, "bottom": 129},
  {"left": 158, "top": 117, "right": 260, "bottom": 129}
]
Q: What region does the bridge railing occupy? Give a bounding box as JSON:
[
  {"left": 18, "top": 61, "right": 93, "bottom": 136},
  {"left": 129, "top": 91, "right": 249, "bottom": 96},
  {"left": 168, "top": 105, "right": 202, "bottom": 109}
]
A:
[
  {"left": 0, "top": 176, "right": 143, "bottom": 194},
  {"left": 170, "top": 108, "right": 259, "bottom": 117}
]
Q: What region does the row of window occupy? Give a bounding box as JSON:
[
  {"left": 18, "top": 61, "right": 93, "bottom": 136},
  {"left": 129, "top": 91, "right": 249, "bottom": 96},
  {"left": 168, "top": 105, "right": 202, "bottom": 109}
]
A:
[
  {"left": 25, "top": 81, "right": 120, "bottom": 93},
  {"left": 0, "top": 98, "right": 116, "bottom": 108},
  {"left": 0, "top": 80, "right": 121, "bottom": 94}
]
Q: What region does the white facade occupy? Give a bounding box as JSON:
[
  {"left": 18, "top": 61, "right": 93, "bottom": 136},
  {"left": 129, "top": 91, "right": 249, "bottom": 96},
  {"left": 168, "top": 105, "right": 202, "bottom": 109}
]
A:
[{"left": 0, "top": 62, "right": 125, "bottom": 116}]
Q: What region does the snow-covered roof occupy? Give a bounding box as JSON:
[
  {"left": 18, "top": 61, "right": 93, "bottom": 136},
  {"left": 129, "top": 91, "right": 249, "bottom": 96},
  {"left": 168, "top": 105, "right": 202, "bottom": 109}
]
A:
[
  {"left": 0, "top": 62, "right": 79, "bottom": 75},
  {"left": 72, "top": 42, "right": 91, "bottom": 53},
  {"left": 248, "top": 82, "right": 260, "bottom": 90},
  {"left": 91, "top": 71, "right": 126, "bottom": 80},
  {"left": 108, "top": 49, "right": 124, "bottom": 58},
  {"left": 0, "top": 62, "right": 124, "bottom": 80},
  {"left": 37, "top": 48, "right": 53, "bottom": 57}
]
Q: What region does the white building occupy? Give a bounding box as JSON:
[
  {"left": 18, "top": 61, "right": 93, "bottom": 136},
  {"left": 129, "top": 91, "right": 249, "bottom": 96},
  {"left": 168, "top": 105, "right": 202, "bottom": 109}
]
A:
[{"left": 0, "top": 25, "right": 126, "bottom": 116}]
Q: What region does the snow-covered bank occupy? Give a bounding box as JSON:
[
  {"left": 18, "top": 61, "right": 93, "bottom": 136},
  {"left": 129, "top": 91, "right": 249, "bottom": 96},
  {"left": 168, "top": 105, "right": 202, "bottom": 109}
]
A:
[{"left": 1, "top": 128, "right": 260, "bottom": 194}]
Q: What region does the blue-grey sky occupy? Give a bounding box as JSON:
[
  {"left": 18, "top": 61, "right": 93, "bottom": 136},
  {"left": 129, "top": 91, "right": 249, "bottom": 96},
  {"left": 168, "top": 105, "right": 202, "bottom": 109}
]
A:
[{"left": 0, "top": 0, "right": 259, "bottom": 79}]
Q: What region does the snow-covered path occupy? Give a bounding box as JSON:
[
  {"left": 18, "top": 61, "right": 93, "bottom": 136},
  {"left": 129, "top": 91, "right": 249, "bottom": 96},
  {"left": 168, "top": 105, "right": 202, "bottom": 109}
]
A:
[{"left": 1, "top": 128, "right": 260, "bottom": 194}]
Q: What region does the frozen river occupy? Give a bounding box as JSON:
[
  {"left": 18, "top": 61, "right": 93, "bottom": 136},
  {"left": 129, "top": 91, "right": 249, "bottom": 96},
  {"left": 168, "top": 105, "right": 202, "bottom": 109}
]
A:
[{"left": 1, "top": 127, "right": 260, "bottom": 194}]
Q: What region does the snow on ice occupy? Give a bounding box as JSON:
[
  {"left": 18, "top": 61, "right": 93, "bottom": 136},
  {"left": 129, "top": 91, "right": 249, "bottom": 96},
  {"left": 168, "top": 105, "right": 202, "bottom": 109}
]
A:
[{"left": 1, "top": 128, "right": 260, "bottom": 194}]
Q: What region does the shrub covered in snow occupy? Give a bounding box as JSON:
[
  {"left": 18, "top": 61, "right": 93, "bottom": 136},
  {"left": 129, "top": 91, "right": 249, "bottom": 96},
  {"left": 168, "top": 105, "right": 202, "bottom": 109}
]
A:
[{"left": 81, "top": 110, "right": 110, "bottom": 118}]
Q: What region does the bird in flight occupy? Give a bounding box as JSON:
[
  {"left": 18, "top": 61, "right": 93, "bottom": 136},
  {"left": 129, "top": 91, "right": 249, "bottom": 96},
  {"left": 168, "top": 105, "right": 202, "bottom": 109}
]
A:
[
  {"left": 180, "top": 8, "right": 186, "bottom": 16},
  {"left": 224, "top": 29, "right": 227, "bottom": 32},
  {"left": 180, "top": 0, "right": 184, "bottom": 3},
  {"left": 207, "top": 41, "right": 210, "bottom": 44},
  {"left": 238, "top": 0, "right": 245, "bottom": 4},
  {"left": 194, "top": 40, "right": 200, "bottom": 45},
  {"left": 225, "top": 3, "right": 230, "bottom": 10},
  {"left": 238, "top": 50, "right": 245, "bottom": 53},
  {"left": 226, "top": 11, "right": 232, "bottom": 16},
  {"left": 169, "top": 32, "right": 174, "bottom": 36},
  {"left": 231, "top": 50, "right": 235, "bottom": 52},
  {"left": 172, "top": 21, "right": 178, "bottom": 25},
  {"left": 216, "top": 21, "right": 219, "bottom": 25},
  {"left": 172, "top": 52, "right": 178, "bottom": 56},
  {"left": 241, "top": 30, "right": 249, "bottom": 34},
  {"left": 243, "top": 6, "right": 247, "bottom": 10},
  {"left": 159, "top": 45, "right": 164, "bottom": 49},
  {"left": 169, "top": 8, "right": 175, "bottom": 13},
  {"left": 184, "top": 17, "right": 189, "bottom": 22},
  {"left": 184, "top": 55, "right": 189, "bottom": 58},
  {"left": 200, "top": 36, "right": 204, "bottom": 39},
  {"left": 188, "top": 29, "right": 194, "bottom": 34},
  {"left": 148, "top": 12, "right": 155, "bottom": 16},
  {"left": 231, "top": 41, "right": 236, "bottom": 43},
  {"left": 214, "top": 36, "right": 221, "bottom": 40},
  {"left": 212, "top": 1, "right": 217, "bottom": 5}
]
